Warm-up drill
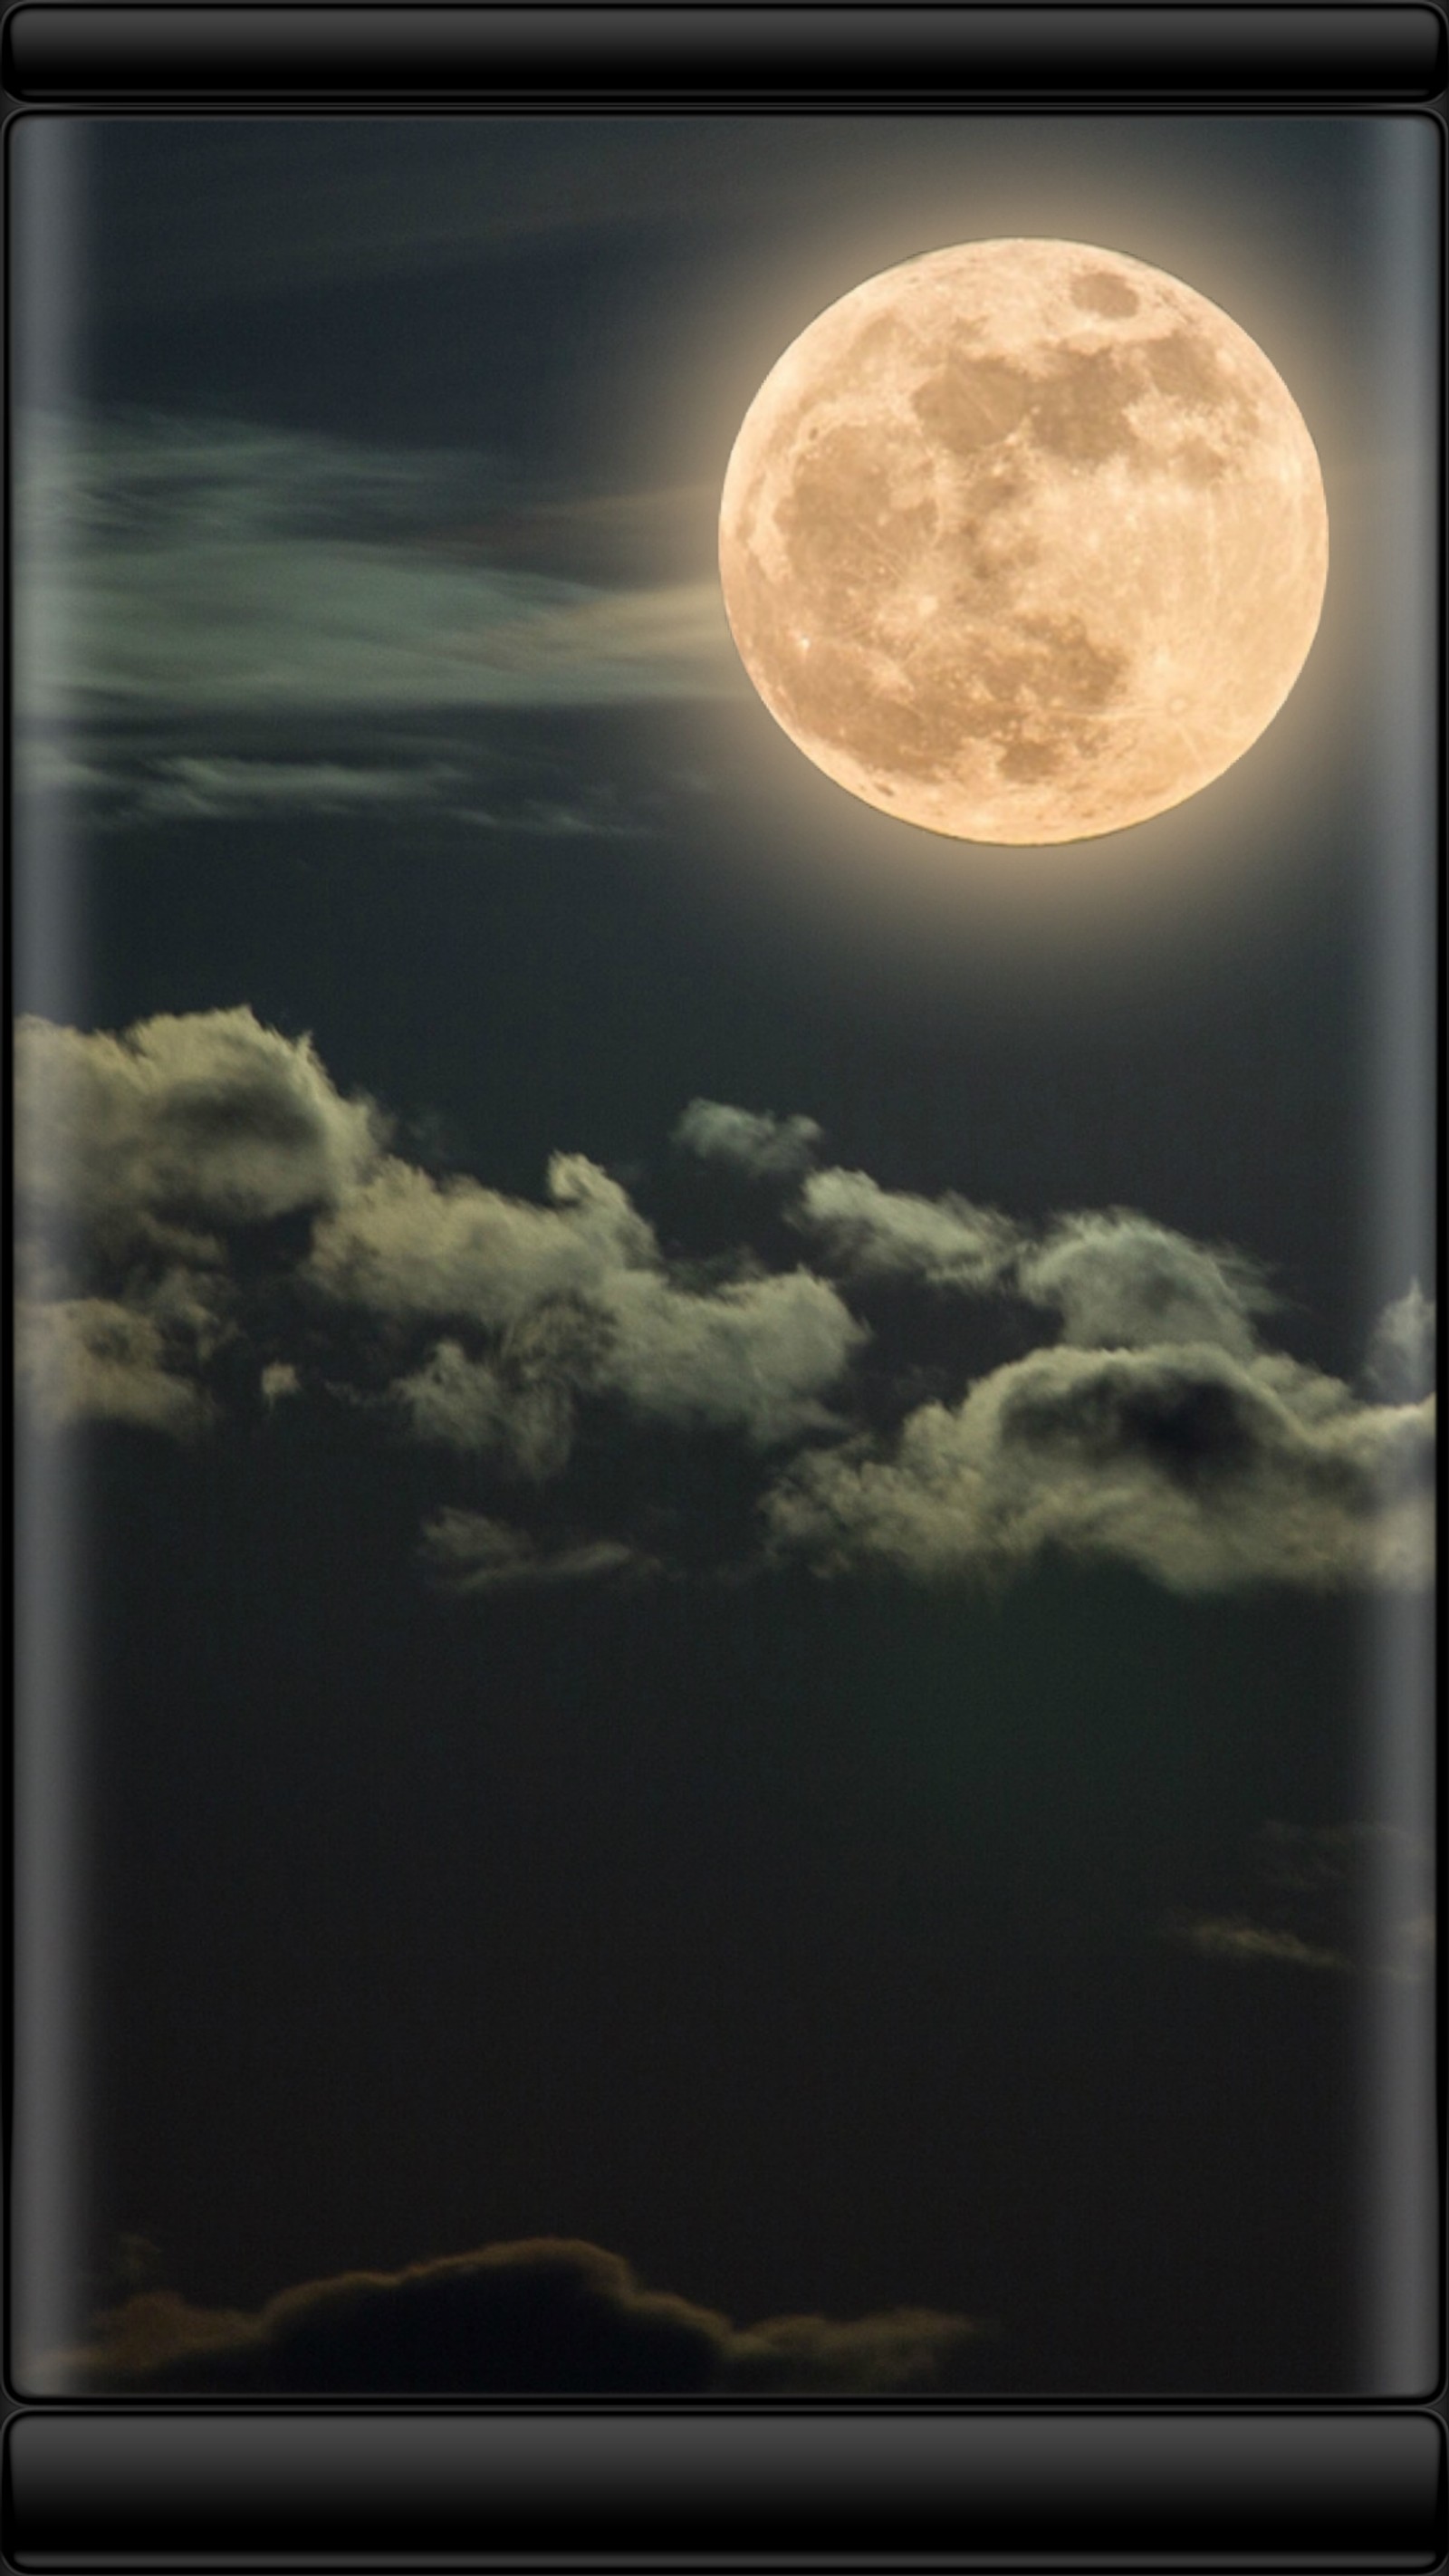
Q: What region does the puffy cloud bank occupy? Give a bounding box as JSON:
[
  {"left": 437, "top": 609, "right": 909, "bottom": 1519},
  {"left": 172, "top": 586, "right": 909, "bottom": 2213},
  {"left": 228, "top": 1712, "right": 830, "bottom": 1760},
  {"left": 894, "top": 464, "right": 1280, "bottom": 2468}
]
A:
[
  {"left": 14, "top": 1004, "right": 385, "bottom": 1436},
  {"left": 763, "top": 1341, "right": 1434, "bottom": 1595},
  {"left": 308, "top": 1152, "right": 864, "bottom": 1452},
  {"left": 14, "top": 1013, "right": 1435, "bottom": 1597},
  {"left": 1366, "top": 1282, "right": 1436, "bottom": 1403},
  {"left": 16, "top": 1005, "right": 383, "bottom": 1238},
  {"left": 674, "top": 1099, "right": 823, "bottom": 1184},
  {"left": 1014, "top": 1211, "right": 1273, "bottom": 1359},
  {"left": 16, "top": 1292, "right": 220, "bottom": 1438},
  {"left": 795, "top": 1167, "right": 1017, "bottom": 1293},
  {"left": 14, "top": 1013, "right": 862, "bottom": 1474},
  {"left": 50, "top": 2238, "right": 987, "bottom": 2396}
]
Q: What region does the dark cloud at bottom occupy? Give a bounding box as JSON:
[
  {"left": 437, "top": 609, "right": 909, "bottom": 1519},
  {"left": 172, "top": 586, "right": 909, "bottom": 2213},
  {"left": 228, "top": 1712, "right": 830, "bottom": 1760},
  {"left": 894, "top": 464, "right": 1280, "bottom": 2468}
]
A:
[{"left": 53, "top": 2238, "right": 991, "bottom": 2397}]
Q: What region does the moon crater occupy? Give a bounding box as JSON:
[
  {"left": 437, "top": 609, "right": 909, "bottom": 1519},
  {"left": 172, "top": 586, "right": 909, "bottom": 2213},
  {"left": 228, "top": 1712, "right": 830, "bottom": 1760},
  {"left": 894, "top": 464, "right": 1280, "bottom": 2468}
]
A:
[{"left": 719, "top": 240, "right": 1328, "bottom": 844}]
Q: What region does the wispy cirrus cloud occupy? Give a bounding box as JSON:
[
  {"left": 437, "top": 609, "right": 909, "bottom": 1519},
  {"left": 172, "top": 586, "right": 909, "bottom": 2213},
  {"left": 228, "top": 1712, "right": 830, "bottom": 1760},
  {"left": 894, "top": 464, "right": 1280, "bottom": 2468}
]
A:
[
  {"left": 82, "top": 119, "right": 812, "bottom": 315},
  {"left": 451, "top": 798, "right": 653, "bottom": 841},
  {"left": 15, "top": 412, "right": 733, "bottom": 727},
  {"left": 16, "top": 734, "right": 679, "bottom": 841},
  {"left": 119, "top": 755, "right": 468, "bottom": 822}
]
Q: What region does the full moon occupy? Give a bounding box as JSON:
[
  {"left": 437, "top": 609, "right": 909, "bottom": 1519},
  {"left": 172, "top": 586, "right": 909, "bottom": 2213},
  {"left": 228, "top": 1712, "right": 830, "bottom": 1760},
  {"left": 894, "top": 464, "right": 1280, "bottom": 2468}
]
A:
[{"left": 718, "top": 240, "right": 1329, "bottom": 844}]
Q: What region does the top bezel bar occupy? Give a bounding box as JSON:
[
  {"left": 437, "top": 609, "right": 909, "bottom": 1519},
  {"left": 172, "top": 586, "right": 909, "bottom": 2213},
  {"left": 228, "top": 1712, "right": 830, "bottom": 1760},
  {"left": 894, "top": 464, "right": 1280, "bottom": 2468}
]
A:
[{"left": 4, "top": 5, "right": 1446, "bottom": 104}]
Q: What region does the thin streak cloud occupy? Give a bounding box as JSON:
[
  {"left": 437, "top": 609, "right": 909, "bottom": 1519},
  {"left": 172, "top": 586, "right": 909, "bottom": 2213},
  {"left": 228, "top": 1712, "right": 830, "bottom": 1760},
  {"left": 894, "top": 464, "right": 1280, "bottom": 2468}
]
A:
[{"left": 16, "top": 414, "right": 734, "bottom": 723}]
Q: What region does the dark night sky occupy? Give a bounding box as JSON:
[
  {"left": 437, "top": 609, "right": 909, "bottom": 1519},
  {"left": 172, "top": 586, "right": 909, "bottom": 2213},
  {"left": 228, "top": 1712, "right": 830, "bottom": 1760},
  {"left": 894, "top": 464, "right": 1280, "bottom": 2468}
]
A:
[{"left": 13, "top": 114, "right": 1436, "bottom": 2398}]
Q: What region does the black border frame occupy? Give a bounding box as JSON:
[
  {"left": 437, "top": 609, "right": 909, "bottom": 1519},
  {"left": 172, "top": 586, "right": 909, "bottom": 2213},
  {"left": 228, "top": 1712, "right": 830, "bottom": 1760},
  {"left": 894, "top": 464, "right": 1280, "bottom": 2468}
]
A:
[{"left": 4, "top": 10, "right": 1445, "bottom": 2566}]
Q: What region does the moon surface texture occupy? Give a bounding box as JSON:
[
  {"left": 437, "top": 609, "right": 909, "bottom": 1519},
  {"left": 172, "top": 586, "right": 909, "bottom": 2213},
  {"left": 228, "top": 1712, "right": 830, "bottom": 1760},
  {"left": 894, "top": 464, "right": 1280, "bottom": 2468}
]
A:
[{"left": 719, "top": 241, "right": 1329, "bottom": 844}]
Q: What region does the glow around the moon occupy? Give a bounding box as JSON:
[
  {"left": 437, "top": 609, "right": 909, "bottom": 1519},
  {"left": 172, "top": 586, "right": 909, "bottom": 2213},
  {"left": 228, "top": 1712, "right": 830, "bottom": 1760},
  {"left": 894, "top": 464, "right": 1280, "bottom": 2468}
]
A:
[{"left": 718, "top": 240, "right": 1329, "bottom": 845}]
